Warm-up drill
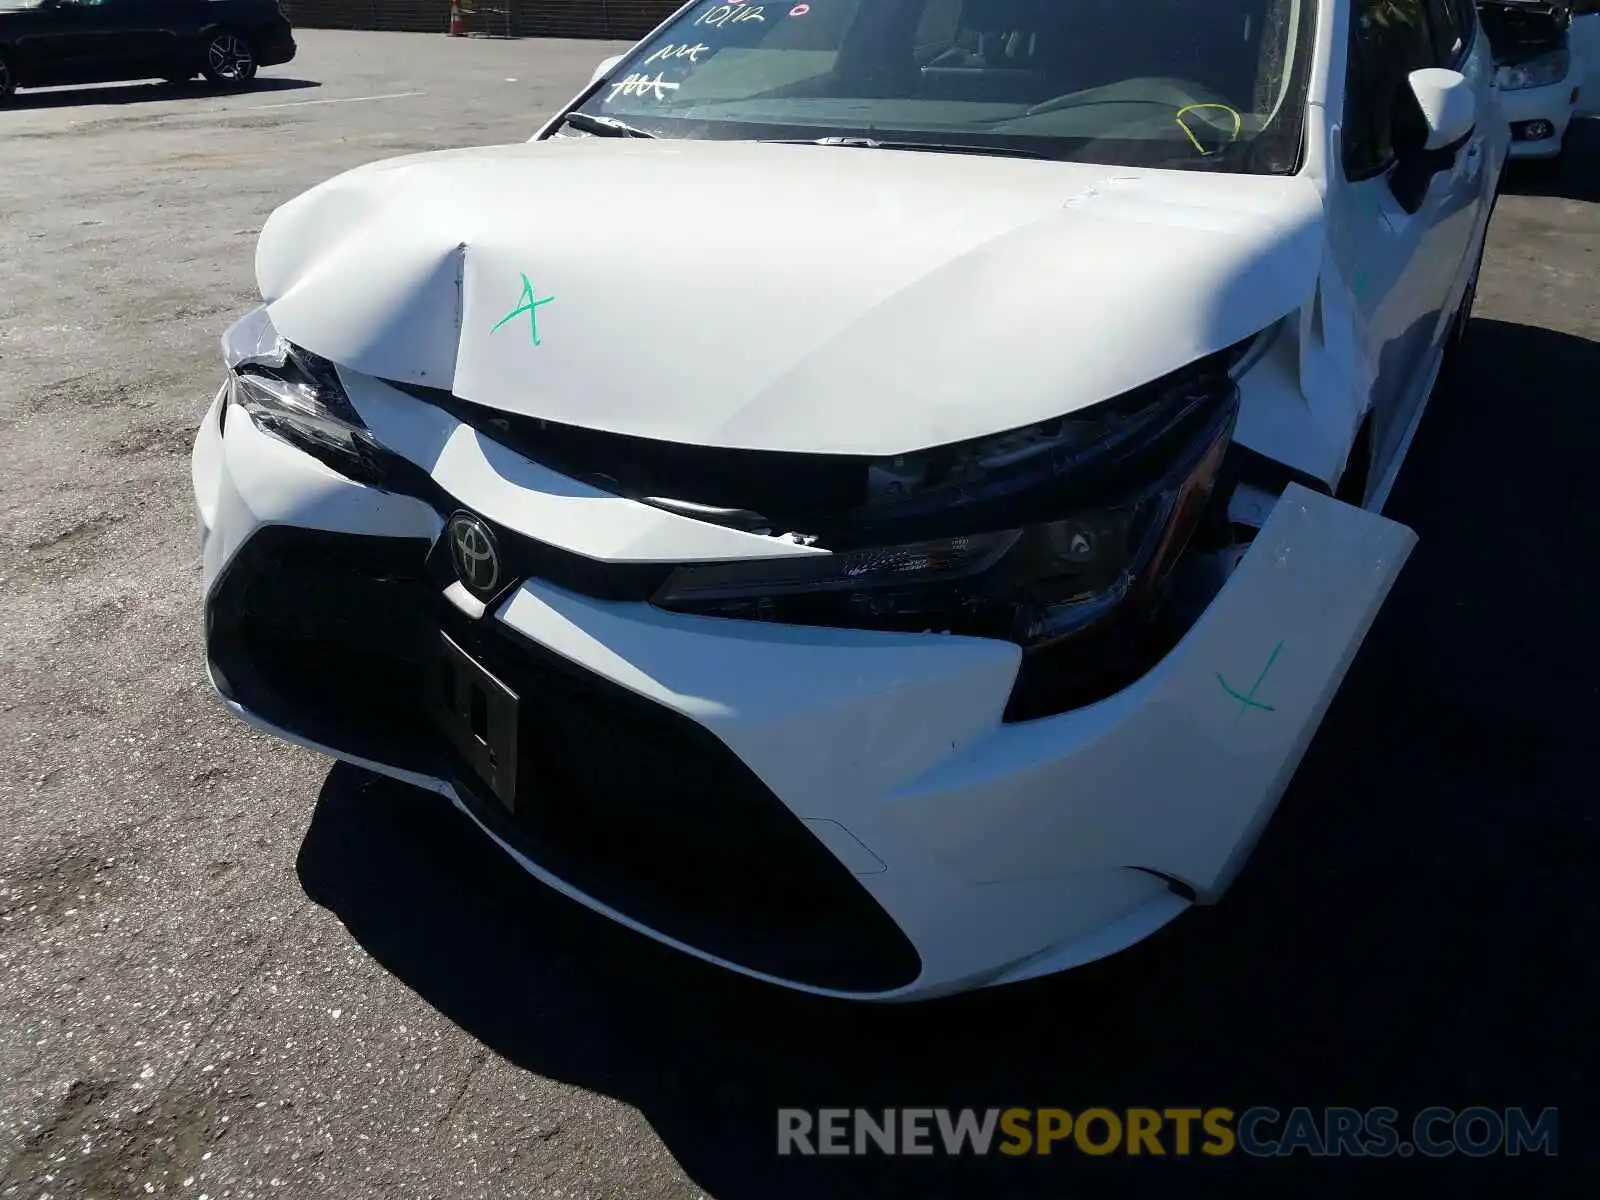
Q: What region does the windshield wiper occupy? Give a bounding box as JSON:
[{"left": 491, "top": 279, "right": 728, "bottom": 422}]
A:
[
  {"left": 767, "top": 136, "right": 1052, "bottom": 160},
  {"left": 558, "top": 112, "right": 656, "bottom": 139}
]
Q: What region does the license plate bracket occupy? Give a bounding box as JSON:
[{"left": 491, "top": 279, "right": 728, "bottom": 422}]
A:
[{"left": 428, "top": 630, "right": 520, "bottom": 812}]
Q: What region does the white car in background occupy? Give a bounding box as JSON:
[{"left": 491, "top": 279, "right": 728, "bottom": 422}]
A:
[
  {"left": 194, "top": 0, "right": 1505, "bottom": 1001},
  {"left": 1480, "top": 0, "right": 1600, "bottom": 160}
]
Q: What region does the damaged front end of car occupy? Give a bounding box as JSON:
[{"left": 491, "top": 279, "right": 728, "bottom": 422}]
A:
[{"left": 387, "top": 337, "right": 1287, "bottom": 722}]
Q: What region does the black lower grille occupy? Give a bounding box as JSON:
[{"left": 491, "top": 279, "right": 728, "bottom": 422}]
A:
[
  {"left": 208, "top": 529, "right": 438, "bottom": 771},
  {"left": 207, "top": 527, "right": 922, "bottom": 994}
]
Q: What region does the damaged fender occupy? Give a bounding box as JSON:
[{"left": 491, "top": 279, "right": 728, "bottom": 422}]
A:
[{"left": 884, "top": 485, "right": 1417, "bottom": 902}]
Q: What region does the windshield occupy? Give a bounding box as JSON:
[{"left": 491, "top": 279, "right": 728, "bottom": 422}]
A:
[{"left": 567, "top": 0, "right": 1315, "bottom": 172}]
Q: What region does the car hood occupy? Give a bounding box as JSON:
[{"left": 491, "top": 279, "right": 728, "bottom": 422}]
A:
[
  {"left": 257, "top": 138, "right": 1325, "bottom": 456},
  {"left": 1480, "top": 0, "right": 1572, "bottom": 62}
]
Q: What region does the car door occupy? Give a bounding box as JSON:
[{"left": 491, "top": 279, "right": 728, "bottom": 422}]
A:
[
  {"left": 1423, "top": 0, "right": 1498, "bottom": 309},
  {"left": 46, "top": 0, "right": 177, "bottom": 82},
  {"left": 1, "top": 1, "right": 72, "bottom": 85},
  {"left": 1333, "top": 0, "right": 1488, "bottom": 508},
  {"left": 1573, "top": 0, "right": 1600, "bottom": 116},
  {"left": 6, "top": 0, "right": 111, "bottom": 83}
]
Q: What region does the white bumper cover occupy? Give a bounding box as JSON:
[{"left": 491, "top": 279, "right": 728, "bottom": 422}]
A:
[
  {"left": 1499, "top": 75, "right": 1580, "bottom": 156},
  {"left": 194, "top": 383, "right": 1416, "bottom": 1001}
]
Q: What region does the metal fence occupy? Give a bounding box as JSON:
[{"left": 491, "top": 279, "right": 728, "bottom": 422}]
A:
[{"left": 280, "top": 0, "right": 680, "bottom": 39}]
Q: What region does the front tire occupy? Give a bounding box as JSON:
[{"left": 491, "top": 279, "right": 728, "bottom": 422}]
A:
[{"left": 201, "top": 32, "right": 257, "bottom": 85}]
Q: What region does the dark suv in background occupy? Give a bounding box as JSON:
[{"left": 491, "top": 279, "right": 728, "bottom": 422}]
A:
[{"left": 0, "top": 0, "right": 295, "bottom": 102}]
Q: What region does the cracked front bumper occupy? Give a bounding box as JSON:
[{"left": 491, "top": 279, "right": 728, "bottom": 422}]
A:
[{"left": 192, "top": 375, "right": 1415, "bottom": 1001}]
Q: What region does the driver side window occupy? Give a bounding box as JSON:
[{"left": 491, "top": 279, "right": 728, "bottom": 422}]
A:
[{"left": 1343, "top": 0, "right": 1438, "bottom": 180}]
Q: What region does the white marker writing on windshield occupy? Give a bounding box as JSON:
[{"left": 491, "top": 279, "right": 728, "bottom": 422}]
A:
[
  {"left": 697, "top": 4, "right": 766, "bottom": 27},
  {"left": 608, "top": 73, "right": 682, "bottom": 102},
  {"left": 643, "top": 43, "right": 712, "bottom": 65}
]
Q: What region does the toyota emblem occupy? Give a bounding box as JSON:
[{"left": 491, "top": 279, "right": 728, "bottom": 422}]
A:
[{"left": 447, "top": 511, "right": 502, "bottom": 599}]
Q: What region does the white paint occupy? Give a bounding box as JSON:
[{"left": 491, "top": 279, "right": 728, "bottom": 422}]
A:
[
  {"left": 198, "top": 391, "right": 1418, "bottom": 999},
  {"left": 246, "top": 91, "right": 424, "bottom": 111},
  {"left": 192, "top": 0, "right": 1507, "bottom": 999},
  {"left": 1497, "top": 72, "right": 1582, "bottom": 159},
  {"left": 339, "top": 370, "right": 827, "bottom": 563},
  {"left": 1408, "top": 68, "right": 1477, "bottom": 150},
  {"left": 256, "top": 139, "right": 1326, "bottom": 458}
]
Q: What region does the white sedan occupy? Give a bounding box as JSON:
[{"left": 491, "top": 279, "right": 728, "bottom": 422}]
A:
[
  {"left": 1481, "top": 0, "right": 1600, "bottom": 161},
  {"left": 193, "top": 0, "right": 1505, "bottom": 1000}
]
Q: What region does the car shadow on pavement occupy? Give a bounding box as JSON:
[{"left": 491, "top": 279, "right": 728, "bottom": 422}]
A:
[
  {"left": 5, "top": 76, "right": 319, "bottom": 110},
  {"left": 297, "top": 318, "right": 1598, "bottom": 1199},
  {"left": 1501, "top": 118, "right": 1600, "bottom": 202}
]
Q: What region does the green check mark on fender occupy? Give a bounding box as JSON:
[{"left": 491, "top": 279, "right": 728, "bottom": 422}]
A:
[
  {"left": 490, "top": 272, "right": 555, "bottom": 345},
  {"left": 1217, "top": 639, "right": 1284, "bottom": 719}
]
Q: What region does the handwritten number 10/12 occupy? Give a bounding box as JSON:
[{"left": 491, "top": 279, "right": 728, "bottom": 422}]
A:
[{"left": 696, "top": 3, "right": 767, "bottom": 28}]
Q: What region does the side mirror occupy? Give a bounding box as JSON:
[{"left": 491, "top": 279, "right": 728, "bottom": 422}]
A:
[
  {"left": 1389, "top": 68, "right": 1476, "bottom": 213},
  {"left": 589, "top": 54, "right": 625, "bottom": 86},
  {"left": 1408, "top": 68, "right": 1476, "bottom": 151}
]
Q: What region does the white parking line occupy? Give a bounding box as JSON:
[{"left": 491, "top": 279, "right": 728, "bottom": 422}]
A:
[{"left": 247, "top": 91, "right": 426, "bottom": 111}]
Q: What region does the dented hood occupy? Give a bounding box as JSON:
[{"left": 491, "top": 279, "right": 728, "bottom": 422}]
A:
[{"left": 257, "top": 138, "right": 1325, "bottom": 456}]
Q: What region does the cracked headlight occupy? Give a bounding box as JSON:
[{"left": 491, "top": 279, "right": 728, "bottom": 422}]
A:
[
  {"left": 220, "top": 307, "right": 387, "bottom": 484},
  {"left": 1496, "top": 48, "right": 1571, "bottom": 90},
  {"left": 653, "top": 346, "right": 1242, "bottom": 658}
]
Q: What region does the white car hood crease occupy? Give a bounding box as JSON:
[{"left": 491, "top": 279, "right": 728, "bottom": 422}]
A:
[{"left": 257, "top": 138, "right": 1327, "bottom": 456}]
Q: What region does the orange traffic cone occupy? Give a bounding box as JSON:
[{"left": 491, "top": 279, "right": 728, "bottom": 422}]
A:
[{"left": 448, "top": 0, "right": 465, "bottom": 36}]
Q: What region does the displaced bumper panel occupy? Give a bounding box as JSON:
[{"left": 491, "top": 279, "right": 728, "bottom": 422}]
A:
[
  {"left": 886, "top": 486, "right": 1416, "bottom": 900},
  {"left": 194, "top": 389, "right": 1417, "bottom": 999}
]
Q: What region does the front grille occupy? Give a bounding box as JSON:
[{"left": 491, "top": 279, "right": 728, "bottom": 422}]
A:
[{"left": 208, "top": 527, "right": 922, "bottom": 994}]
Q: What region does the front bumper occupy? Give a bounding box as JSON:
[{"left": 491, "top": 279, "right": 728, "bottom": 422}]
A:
[
  {"left": 1498, "top": 75, "right": 1579, "bottom": 157},
  {"left": 192, "top": 374, "right": 1415, "bottom": 1001}
]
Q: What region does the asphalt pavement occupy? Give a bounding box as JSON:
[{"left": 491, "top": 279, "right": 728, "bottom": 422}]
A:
[{"left": 1, "top": 29, "right": 1597, "bottom": 1200}]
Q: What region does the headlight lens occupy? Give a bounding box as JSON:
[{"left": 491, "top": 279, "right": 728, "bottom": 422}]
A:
[
  {"left": 221, "top": 307, "right": 386, "bottom": 483},
  {"left": 653, "top": 352, "right": 1239, "bottom": 651},
  {"left": 1496, "top": 48, "right": 1570, "bottom": 91}
]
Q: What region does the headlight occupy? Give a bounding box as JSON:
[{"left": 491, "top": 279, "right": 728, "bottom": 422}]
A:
[
  {"left": 221, "top": 307, "right": 386, "bottom": 483},
  {"left": 653, "top": 349, "right": 1240, "bottom": 655},
  {"left": 1496, "top": 49, "right": 1571, "bottom": 91}
]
